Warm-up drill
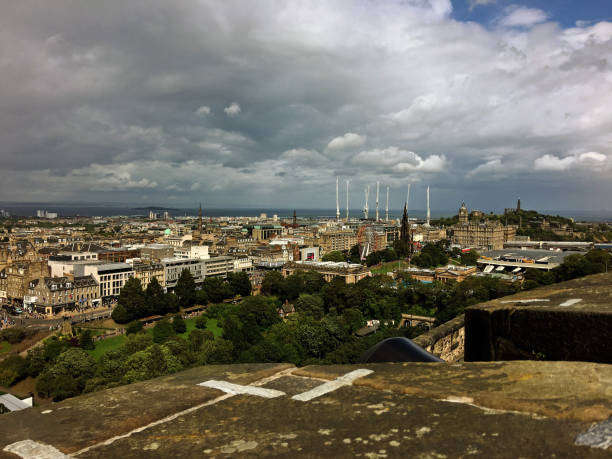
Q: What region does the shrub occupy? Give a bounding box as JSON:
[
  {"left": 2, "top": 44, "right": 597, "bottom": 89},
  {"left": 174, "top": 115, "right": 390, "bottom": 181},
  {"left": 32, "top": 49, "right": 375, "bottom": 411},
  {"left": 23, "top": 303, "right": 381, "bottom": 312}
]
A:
[
  {"left": 152, "top": 320, "right": 176, "bottom": 344},
  {"left": 172, "top": 314, "right": 187, "bottom": 334},
  {"left": 111, "top": 304, "right": 131, "bottom": 324},
  {"left": 0, "top": 355, "right": 27, "bottom": 386},
  {"left": 126, "top": 321, "right": 144, "bottom": 335},
  {"left": 78, "top": 329, "right": 95, "bottom": 350},
  {"left": 195, "top": 315, "right": 208, "bottom": 330},
  {"left": 0, "top": 327, "right": 26, "bottom": 344}
]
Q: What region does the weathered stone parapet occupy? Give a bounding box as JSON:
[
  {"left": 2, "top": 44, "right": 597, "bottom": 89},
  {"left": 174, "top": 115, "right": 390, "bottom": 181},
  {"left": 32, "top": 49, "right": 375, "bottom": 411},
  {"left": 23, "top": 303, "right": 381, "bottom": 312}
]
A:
[
  {"left": 464, "top": 272, "right": 612, "bottom": 363},
  {"left": 412, "top": 314, "right": 465, "bottom": 362}
]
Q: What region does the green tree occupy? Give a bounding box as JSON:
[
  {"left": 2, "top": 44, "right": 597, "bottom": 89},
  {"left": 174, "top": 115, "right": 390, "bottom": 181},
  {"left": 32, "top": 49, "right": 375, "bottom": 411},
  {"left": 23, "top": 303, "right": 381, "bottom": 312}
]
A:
[
  {"left": 322, "top": 251, "right": 345, "bottom": 262},
  {"left": 25, "top": 346, "right": 46, "bottom": 377},
  {"left": 0, "top": 355, "right": 27, "bottom": 386},
  {"left": 164, "top": 292, "right": 180, "bottom": 314},
  {"left": 195, "top": 315, "right": 209, "bottom": 330},
  {"left": 126, "top": 320, "right": 144, "bottom": 335},
  {"left": 302, "top": 271, "right": 326, "bottom": 294},
  {"left": 460, "top": 250, "right": 480, "bottom": 265},
  {"left": 145, "top": 277, "right": 166, "bottom": 315},
  {"left": 261, "top": 271, "right": 285, "bottom": 297},
  {"left": 153, "top": 320, "right": 176, "bottom": 344},
  {"left": 188, "top": 329, "right": 213, "bottom": 353},
  {"left": 202, "top": 277, "right": 233, "bottom": 303},
  {"left": 196, "top": 289, "right": 209, "bottom": 306},
  {"left": 175, "top": 269, "right": 196, "bottom": 307},
  {"left": 172, "top": 314, "right": 187, "bottom": 334},
  {"left": 36, "top": 349, "right": 97, "bottom": 400},
  {"left": 114, "top": 277, "right": 145, "bottom": 323},
  {"left": 342, "top": 308, "right": 365, "bottom": 333},
  {"left": 111, "top": 304, "right": 131, "bottom": 324},
  {"left": 295, "top": 293, "right": 325, "bottom": 319},
  {"left": 227, "top": 272, "right": 252, "bottom": 297},
  {"left": 78, "top": 329, "right": 95, "bottom": 350},
  {"left": 0, "top": 327, "right": 26, "bottom": 344},
  {"left": 221, "top": 296, "right": 280, "bottom": 355}
]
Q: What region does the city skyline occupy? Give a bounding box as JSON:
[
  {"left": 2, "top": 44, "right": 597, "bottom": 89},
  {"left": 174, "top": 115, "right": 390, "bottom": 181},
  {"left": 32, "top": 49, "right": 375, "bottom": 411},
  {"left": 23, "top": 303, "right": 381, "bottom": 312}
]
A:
[{"left": 1, "top": 1, "right": 611, "bottom": 209}]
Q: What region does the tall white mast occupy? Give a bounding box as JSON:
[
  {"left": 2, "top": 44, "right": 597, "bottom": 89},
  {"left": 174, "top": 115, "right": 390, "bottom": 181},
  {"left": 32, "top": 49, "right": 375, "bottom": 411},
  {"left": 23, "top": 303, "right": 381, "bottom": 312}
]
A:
[
  {"left": 375, "top": 181, "right": 380, "bottom": 221},
  {"left": 426, "top": 185, "right": 431, "bottom": 226},
  {"left": 336, "top": 176, "right": 340, "bottom": 222},
  {"left": 363, "top": 185, "right": 369, "bottom": 219},
  {"left": 345, "top": 179, "right": 350, "bottom": 221},
  {"left": 385, "top": 185, "right": 389, "bottom": 222},
  {"left": 406, "top": 184, "right": 411, "bottom": 208}
]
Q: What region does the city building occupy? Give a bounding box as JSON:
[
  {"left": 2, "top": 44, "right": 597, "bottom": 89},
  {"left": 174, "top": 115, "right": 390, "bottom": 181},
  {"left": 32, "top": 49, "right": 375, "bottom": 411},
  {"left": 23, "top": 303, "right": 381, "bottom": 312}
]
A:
[
  {"left": 162, "top": 258, "right": 205, "bottom": 289},
  {"left": 251, "top": 224, "right": 283, "bottom": 241},
  {"left": 202, "top": 256, "right": 235, "bottom": 278},
  {"left": 26, "top": 275, "right": 99, "bottom": 315},
  {"left": 132, "top": 261, "right": 165, "bottom": 289},
  {"left": 97, "top": 247, "right": 140, "bottom": 263},
  {"left": 2, "top": 261, "right": 49, "bottom": 304},
  {"left": 319, "top": 229, "right": 358, "bottom": 254},
  {"left": 399, "top": 265, "right": 478, "bottom": 284},
  {"left": 451, "top": 202, "right": 516, "bottom": 250},
  {"left": 140, "top": 244, "right": 175, "bottom": 261},
  {"left": 233, "top": 256, "right": 254, "bottom": 272},
  {"left": 174, "top": 245, "right": 210, "bottom": 260},
  {"left": 282, "top": 261, "right": 370, "bottom": 284},
  {"left": 75, "top": 263, "right": 135, "bottom": 299}
]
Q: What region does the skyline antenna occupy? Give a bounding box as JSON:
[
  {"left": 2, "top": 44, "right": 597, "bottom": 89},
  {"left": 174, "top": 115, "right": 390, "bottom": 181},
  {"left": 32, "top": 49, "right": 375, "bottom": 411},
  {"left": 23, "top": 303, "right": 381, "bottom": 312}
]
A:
[
  {"left": 385, "top": 185, "right": 389, "bottom": 222},
  {"left": 426, "top": 185, "right": 431, "bottom": 227},
  {"left": 336, "top": 176, "right": 340, "bottom": 222},
  {"left": 375, "top": 181, "right": 380, "bottom": 221},
  {"left": 363, "top": 185, "right": 370, "bottom": 219},
  {"left": 406, "top": 183, "right": 411, "bottom": 212},
  {"left": 345, "top": 179, "right": 350, "bottom": 221}
]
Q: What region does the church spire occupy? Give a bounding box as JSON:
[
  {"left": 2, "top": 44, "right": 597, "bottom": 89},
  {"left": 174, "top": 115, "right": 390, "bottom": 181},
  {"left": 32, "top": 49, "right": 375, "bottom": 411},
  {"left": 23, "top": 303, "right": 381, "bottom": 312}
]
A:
[{"left": 400, "top": 203, "right": 409, "bottom": 243}]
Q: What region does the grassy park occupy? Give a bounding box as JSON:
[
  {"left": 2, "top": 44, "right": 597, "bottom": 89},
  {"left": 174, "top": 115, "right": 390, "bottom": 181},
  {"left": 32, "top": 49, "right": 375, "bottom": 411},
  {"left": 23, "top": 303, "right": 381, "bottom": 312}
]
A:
[{"left": 87, "top": 317, "right": 221, "bottom": 360}]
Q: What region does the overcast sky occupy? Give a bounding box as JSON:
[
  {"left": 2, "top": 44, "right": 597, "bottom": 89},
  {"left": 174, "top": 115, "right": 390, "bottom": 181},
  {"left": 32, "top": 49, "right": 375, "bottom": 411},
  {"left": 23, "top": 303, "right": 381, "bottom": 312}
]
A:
[{"left": 1, "top": 0, "right": 611, "bottom": 211}]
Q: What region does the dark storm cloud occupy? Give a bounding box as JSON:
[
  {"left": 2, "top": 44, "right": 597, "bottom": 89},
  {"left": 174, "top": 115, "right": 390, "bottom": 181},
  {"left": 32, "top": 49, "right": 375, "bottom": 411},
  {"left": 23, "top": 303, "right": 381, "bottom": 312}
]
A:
[{"left": 0, "top": 0, "right": 611, "bottom": 210}]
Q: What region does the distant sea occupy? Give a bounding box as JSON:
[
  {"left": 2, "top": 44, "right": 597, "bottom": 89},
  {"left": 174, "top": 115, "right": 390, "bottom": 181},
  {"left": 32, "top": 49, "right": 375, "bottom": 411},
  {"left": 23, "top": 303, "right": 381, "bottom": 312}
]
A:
[{"left": 0, "top": 202, "right": 611, "bottom": 222}]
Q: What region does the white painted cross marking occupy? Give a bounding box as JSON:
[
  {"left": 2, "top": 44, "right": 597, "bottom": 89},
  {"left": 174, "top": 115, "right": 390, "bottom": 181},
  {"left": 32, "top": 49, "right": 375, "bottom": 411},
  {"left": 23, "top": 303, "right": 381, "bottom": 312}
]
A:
[
  {"left": 4, "top": 439, "right": 71, "bottom": 459},
  {"left": 292, "top": 369, "right": 374, "bottom": 402},
  {"left": 559, "top": 298, "right": 582, "bottom": 307},
  {"left": 500, "top": 299, "right": 550, "bottom": 304},
  {"left": 198, "top": 380, "right": 285, "bottom": 398}
]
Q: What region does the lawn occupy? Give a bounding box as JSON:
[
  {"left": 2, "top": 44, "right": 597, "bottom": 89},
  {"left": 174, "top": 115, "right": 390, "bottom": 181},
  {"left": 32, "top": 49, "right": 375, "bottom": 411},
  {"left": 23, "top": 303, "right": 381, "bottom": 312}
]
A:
[
  {"left": 0, "top": 341, "right": 11, "bottom": 355},
  {"left": 87, "top": 317, "right": 222, "bottom": 360},
  {"left": 371, "top": 260, "right": 406, "bottom": 275}
]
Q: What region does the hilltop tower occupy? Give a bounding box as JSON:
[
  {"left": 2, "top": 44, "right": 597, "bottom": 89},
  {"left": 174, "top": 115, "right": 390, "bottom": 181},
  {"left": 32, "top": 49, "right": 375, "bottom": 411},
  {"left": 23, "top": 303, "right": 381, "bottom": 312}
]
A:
[{"left": 517, "top": 197, "right": 521, "bottom": 212}]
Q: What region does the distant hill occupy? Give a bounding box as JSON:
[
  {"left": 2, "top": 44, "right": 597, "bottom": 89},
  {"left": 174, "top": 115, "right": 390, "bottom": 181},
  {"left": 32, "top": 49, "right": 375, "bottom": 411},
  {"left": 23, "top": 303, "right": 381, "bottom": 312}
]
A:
[{"left": 132, "top": 206, "right": 178, "bottom": 211}]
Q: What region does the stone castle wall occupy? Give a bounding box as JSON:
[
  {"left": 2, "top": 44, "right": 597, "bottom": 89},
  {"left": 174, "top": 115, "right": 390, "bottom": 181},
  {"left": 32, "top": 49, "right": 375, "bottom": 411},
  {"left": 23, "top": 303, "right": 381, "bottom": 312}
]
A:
[{"left": 412, "top": 314, "right": 465, "bottom": 362}]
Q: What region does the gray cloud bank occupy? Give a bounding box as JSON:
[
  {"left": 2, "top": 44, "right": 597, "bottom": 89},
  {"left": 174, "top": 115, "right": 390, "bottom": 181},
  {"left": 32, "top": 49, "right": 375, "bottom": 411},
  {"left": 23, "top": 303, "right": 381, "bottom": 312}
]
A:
[{"left": 1, "top": 0, "right": 611, "bottom": 210}]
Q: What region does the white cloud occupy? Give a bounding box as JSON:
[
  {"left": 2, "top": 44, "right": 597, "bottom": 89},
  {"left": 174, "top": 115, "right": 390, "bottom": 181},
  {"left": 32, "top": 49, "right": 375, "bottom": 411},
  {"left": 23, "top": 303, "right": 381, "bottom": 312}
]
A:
[
  {"left": 354, "top": 147, "right": 447, "bottom": 173},
  {"left": 468, "top": 0, "right": 495, "bottom": 11},
  {"left": 534, "top": 152, "right": 607, "bottom": 171},
  {"left": 326, "top": 132, "right": 367, "bottom": 150},
  {"left": 196, "top": 105, "right": 211, "bottom": 116},
  {"left": 499, "top": 6, "right": 548, "bottom": 28},
  {"left": 224, "top": 102, "right": 241, "bottom": 117}
]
